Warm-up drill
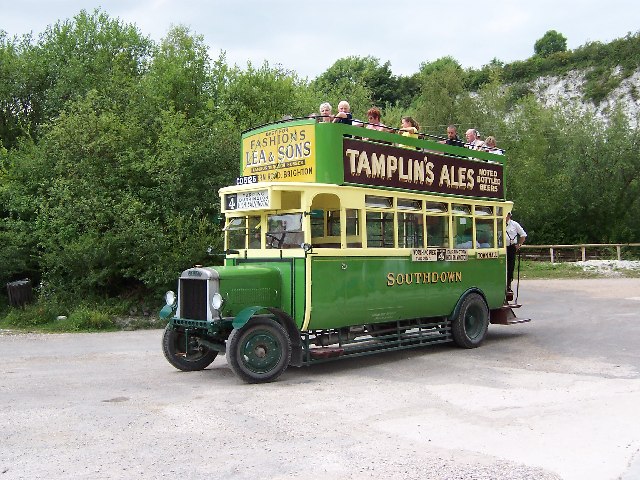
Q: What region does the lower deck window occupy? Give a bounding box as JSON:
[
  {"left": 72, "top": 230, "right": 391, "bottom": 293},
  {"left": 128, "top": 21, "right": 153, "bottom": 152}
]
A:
[
  {"left": 366, "top": 211, "right": 394, "bottom": 248},
  {"left": 426, "top": 215, "right": 448, "bottom": 247},
  {"left": 475, "top": 218, "right": 495, "bottom": 248},
  {"left": 398, "top": 213, "right": 423, "bottom": 248},
  {"left": 453, "top": 216, "right": 474, "bottom": 249}
]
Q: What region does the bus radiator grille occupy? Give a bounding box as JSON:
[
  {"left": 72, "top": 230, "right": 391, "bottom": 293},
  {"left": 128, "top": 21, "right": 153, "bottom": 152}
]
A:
[{"left": 179, "top": 278, "right": 208, "bottom": 320}]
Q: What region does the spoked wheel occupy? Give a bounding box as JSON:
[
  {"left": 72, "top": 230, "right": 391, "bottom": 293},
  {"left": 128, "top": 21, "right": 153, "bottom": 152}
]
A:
[
  {"left": 226, "top": 317, "right": 291, "bottom": 383},
  {"left": 162, "top": 325, "right": 218, "bottom": 371},
  {"left": 451, "top": 293, "right": 489, "bottom": 348}
]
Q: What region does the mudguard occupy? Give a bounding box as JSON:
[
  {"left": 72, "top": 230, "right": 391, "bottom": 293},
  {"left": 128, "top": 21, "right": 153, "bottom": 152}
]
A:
[{"left": 231, "top": 306, "right": 303, "bottom": 367}]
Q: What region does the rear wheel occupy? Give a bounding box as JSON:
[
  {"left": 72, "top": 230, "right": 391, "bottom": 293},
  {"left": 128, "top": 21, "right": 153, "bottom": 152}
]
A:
[
  {"left": 451, "top": 293, "right": 489, "bottom": 348},
  {"left": 226, "top": 317, "right": 291, "bottom": 383},
  {"left": 162, "top": 325, "right": 218, "bottom": 371}
]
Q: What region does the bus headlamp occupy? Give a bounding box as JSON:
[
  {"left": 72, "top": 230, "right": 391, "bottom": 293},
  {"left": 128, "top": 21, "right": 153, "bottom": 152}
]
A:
[
  {"left": 211, "top": 292, "right": 224, "bottom": 311},
  {"left": 164, "top": 290, "right": 176, "bottom": 307}
]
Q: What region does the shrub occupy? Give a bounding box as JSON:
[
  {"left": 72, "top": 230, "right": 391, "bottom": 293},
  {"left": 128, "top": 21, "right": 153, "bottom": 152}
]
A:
[
  {"left": 2, "top": 302, "right": 58, "bottom": 328},
  {"left": 60, "top": 306, "right": 116, "bottom": 331}
]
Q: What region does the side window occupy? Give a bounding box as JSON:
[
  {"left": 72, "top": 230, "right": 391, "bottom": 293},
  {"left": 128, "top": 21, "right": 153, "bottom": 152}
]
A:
[
  {"left": 398, "top": 213, "right": 423, "bottom": 248},
  {"left": 346, "top": 209, "right": 359, "bottom": 236},
  {"left": 327, "top": 210, "right": 341, "bottom": 236},
  {"left": 366, "top": 211, "right": 394, "bottom": 248},
  {"left": 311, "top": 211, "right": 325, "bottom": 239},
  {"left": 346, "top": 209, "right": 361, "bottom": 248},
  {"left": 452, "top": 204, "right": 473, "bottom": 249},
  {"left": 475, "top": 218, "right": 494, "bottom": 248},
  {"left": 425, "top": 202, "right": 449, "bottom": 248},
  {"left": 426, "top": 215, "right": 448, "bottom": 247}
]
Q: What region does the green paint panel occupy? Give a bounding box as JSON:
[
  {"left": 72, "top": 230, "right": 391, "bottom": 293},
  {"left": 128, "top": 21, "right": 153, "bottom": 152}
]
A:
[
  {"left": 231, "top": 259, "right": 306, "bottom": 328},
  {"left": 309, "top": 256, "right": 505, "bottom": 330},
  {"left": 214, "top": 265, "right": 281, "bottom": 317}
]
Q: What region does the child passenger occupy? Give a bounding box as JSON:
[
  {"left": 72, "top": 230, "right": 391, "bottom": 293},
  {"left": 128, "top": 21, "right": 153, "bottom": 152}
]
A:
[{"left": 399, "top": 116, "right": 419, "bottom": 138}]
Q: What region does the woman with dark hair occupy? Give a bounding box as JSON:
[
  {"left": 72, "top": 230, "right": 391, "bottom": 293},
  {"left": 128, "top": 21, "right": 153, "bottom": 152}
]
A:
[{"left": 366, "top": 107, "right": 388, "bottom": 132}]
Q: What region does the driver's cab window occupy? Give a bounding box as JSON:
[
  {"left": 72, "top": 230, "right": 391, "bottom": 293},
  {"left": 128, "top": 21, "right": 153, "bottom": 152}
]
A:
[
  {"left": 267, "top": 213, "right": 303, "bottom": 249},
  {"left": 227, "top": 217, "right": 247, "bottom": 250}
]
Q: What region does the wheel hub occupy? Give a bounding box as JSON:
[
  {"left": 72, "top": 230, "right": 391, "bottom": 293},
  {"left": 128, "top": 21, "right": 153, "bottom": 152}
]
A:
[{"left": 254, "top": 345, "right": 267, "bottom": 358}]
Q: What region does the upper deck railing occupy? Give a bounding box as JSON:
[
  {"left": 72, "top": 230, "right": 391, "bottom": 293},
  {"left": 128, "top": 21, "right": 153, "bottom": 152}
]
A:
[{"left": 240, "top": 118, "right": 506, "bottom": 201}]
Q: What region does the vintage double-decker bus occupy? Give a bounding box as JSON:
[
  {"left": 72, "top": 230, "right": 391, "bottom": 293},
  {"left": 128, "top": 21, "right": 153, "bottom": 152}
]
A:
[{"left": 160, "top": 118, "right": 529, "bottom": 383}]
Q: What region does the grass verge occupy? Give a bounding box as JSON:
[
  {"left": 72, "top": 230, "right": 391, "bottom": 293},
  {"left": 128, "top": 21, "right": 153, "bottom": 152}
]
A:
[{"left": 0, "top": 300, "right": 164, "bottom": 333}]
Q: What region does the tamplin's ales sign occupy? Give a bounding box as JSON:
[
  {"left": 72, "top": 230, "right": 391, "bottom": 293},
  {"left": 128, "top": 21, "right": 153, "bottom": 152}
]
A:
[
  {"left": 242, "top": 125, "right": 316, "bottom": 183},
  {"left": 342, "top": 138, "right": 504, "bottom": 199}
]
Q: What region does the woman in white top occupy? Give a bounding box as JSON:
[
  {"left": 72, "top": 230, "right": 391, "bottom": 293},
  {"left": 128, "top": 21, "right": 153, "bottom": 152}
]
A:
[
  {"left": 483, "top": 136, "right": 503, "bottom": 155},
  {"left": 319, "top": 102, "right": 333, "bottom": 123}
]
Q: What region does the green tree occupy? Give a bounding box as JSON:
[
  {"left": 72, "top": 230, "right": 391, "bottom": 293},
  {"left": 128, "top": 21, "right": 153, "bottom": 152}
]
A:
[
  {"left": 414, "top": 57, "right": 466, "bottom": 135},
  {"left": 313, "top": 56, "right": 398, "bottom": 106},
  {"left": 145, "top": 25, "right": 211, "bottom": 117},
  {"left": 534, "top": 30, "right": 568, "bottom": 57}
]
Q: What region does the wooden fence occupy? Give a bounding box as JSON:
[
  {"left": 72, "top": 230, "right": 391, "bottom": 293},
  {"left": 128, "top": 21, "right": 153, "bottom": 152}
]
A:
[{"left": 519, "top": 243, "right": 640, "bottom": 263}]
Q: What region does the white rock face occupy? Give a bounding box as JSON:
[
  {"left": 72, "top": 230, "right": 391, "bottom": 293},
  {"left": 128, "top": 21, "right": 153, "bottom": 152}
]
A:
[{"left": 530, "top": 68, "right": 640, "bottom": 126}]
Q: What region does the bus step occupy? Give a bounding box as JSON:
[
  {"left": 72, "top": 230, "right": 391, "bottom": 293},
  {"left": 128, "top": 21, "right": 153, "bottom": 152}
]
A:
[
  {"left": 490, "top": 306, "right": 531, "bottom": 325},
  {"left": 309, "top": 347, "right": 345, "bottom": 359}
]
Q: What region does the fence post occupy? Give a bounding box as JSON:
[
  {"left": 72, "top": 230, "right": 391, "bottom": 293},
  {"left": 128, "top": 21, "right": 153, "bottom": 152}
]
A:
[
  {"left": 581, "top": 246, "right": 586, "bottom": 262},
  {"left": 550, "top": 247, "right": 555, "bottom": 264},
  {"left": 617, "top": 245, "right": 621, "bottom": 260}
]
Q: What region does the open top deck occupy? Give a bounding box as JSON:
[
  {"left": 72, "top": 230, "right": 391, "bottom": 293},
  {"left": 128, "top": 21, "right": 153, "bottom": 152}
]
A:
[{"left": 239, "top": 119, "right": 505, "bottom": 200}]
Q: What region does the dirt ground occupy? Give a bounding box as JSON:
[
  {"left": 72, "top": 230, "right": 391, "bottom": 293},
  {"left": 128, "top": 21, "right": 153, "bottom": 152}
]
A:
[{"left": 1, "top": 278, "right": 639, "bottom": 480}]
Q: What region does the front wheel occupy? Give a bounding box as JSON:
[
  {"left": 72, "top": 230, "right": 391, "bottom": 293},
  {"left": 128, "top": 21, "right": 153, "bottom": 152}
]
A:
[
  {"left": 451, "top": 293, "right": 489, "bottom": 348},
  {"left": 162, "top": 325, "right": 218, "bottom": 371},
  {"left": 226, "top": 317, "right": 291, "bottom": 383}
]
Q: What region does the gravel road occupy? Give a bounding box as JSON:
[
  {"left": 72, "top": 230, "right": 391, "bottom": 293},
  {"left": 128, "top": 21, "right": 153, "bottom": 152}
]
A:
[{"left": 1, "top": 278, "right": 639, "bottom": 480}]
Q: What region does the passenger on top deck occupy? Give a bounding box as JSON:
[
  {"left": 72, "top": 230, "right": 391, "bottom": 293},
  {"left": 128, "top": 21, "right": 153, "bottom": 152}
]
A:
[
  {"left": 399, "top": 116, "right": 419, "bottom": 138},
  {"left": 483, "top": 136, "right": 503, "bottom": 155},
  {"left": 319, "top": 102, "right": 333, "bottom": 123},
  {"left": 465, "top": 128, "right": 484, "bottom": 150},
  {"left": 439, "top": 125, "right": 465, "bottom": 147},
  {"left": 366, "top": 107, "right": 389, "bottom": 132},
  {"left": 332, "top": 101, "right": 353, "bottom": 125}
]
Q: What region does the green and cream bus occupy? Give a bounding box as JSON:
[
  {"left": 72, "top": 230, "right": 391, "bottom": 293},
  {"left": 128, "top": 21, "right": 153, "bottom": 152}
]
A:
[{"left": 160, "top": 118, "right": 529, "bottom": 383}]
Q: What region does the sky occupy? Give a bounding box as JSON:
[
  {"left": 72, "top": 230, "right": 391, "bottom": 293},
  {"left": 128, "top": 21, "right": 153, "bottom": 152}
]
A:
[{"left": 2, "top": 0, "right": 639, "bottom": 79}]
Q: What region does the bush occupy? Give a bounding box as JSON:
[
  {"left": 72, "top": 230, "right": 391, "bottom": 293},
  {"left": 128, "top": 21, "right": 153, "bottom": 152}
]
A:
[
  {"left": 0, "top": 300, "right": 120, "bottom": 332},
  {"left": 2, "top": 302, "right": 58, "bottom": 328},
  {"left": 60, "top": 306, "right": 116, "bottom": 331}
]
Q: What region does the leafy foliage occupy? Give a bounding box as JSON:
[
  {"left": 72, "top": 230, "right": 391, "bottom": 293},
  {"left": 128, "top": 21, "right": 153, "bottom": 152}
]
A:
[
  {"left": 1, "top": 9, "right": 640, "bottom": 321},
  {"left": 534, "top": 30, "right": 568, "bottom": 57}
]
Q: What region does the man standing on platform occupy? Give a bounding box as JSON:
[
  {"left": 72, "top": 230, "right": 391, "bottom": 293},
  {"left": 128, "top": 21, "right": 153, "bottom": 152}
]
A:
[{"left": 506, "top": 211, "right": 527, "bottom": 293}]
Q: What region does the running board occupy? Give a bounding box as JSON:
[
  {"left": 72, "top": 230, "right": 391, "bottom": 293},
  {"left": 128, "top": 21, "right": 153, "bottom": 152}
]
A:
[{"left": 490, "top": 306, "right": 531, "bottom": 325}]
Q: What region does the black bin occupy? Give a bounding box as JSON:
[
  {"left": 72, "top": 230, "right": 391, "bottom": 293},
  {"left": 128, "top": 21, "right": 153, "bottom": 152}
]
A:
[{"left": 7, "top": 279, "right": 34, "bottom": 308}]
